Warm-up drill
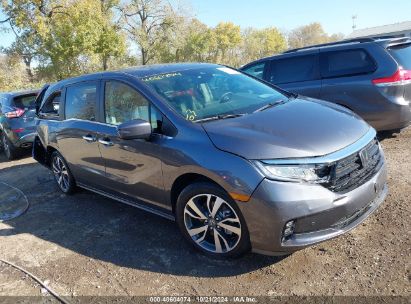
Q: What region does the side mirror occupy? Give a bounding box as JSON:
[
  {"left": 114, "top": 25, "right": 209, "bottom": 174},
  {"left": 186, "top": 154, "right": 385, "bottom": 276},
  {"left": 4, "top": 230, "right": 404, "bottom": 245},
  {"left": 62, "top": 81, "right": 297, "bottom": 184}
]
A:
[{"left": 118, "top": 119, "right": 152, "bottom": 140}]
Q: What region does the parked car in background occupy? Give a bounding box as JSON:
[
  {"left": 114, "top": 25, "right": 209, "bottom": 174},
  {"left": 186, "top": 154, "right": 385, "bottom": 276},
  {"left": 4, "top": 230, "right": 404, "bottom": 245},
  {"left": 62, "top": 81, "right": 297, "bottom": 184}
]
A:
[
  {"left": 241, "top": 37, "right": 411, "bottom": 132},
  {"left": 0, "top": 90, "right": 39, "bottom": 160},
  {"left": 33, "top": 63, "right": 387, "bottom": 258}
]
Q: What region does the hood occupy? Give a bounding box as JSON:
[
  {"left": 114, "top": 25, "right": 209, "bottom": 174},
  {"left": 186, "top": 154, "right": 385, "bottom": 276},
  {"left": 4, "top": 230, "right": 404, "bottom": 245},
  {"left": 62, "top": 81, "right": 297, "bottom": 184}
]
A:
[{"left": 202, "top": 97, "right": 370, "bottom": 160}]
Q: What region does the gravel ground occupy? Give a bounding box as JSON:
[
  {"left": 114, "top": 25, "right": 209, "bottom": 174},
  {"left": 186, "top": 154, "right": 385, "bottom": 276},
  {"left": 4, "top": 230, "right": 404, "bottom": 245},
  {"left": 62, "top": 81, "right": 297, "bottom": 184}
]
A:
[{"left": 0, "top": 127, "right": 410, "bottom": 300}]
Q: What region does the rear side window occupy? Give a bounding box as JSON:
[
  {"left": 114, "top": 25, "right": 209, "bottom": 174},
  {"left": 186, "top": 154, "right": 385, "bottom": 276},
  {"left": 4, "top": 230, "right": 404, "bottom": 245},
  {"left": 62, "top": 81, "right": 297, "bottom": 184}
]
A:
[
  {"left": 242, "top": 62, "right": 266, "bottom": 79},
  {"left": 388, "top": 43, "right": 411, "bottom": 69},
  {"left": 104, "top": 81, "right": 149, "bottom": 125},
  {"left": 12, "top": 94, "right": 37, "bottom": 108},
  {"left": 65, "top": 82, "right": 97, "bottom": 121},
  {"left": 268, "top": 55, "right": 319, "bottom": 84},
  {"left": 320, "top": 49, "right": 376, "bottom": 78}
]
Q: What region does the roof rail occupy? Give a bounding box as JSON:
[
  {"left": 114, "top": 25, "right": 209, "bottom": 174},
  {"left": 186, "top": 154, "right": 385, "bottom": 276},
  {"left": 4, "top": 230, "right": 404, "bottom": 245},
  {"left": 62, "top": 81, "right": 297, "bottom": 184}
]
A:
[{"left": 283, "top": 37, "right": 375, "bottom": 53}]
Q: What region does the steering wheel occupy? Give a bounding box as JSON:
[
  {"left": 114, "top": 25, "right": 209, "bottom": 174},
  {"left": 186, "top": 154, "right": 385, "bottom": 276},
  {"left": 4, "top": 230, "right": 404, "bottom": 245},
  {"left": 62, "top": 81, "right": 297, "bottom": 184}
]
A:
[{"left": 219, "top": 92, "right": 233, "bottom": 104}]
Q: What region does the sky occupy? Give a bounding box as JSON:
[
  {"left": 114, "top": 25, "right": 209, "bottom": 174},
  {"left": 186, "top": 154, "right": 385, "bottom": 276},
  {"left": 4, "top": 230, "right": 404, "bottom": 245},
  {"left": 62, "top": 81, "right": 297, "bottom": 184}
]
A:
[{"left": 1, "top": 0, "right": 411, "bottom": 49}]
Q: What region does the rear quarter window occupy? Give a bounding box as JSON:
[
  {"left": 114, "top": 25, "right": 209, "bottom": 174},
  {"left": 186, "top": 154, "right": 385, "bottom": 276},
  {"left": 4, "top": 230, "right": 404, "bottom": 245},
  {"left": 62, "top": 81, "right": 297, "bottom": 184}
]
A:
[
  {"left": 268, "top": 54, "right": 320, "bottom": 84},
  {"left": 12, "top": 94, "right": 37, "bottom": 108},
  {"left": 388, "top": 43, "right": 411, "bottom": 69},
  {"left": 320, "top": 49, "right": 376, "bottom": 78}
]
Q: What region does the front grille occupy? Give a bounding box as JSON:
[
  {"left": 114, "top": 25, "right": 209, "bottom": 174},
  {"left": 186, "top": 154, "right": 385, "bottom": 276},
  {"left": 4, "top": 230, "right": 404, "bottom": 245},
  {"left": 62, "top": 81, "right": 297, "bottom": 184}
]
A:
[{"left": 326, "top": 138, "right": 383, "bottom": 193}]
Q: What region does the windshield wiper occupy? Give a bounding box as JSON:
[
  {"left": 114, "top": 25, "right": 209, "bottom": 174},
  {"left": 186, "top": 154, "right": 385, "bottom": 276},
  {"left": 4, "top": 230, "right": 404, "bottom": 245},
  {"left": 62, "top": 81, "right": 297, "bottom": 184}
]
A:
[
  {"left": 195, "top": 113, "right": 246, "bottom": 123},
  {"left": 253, "top": 99, "right": 287, "bottom": 113}
]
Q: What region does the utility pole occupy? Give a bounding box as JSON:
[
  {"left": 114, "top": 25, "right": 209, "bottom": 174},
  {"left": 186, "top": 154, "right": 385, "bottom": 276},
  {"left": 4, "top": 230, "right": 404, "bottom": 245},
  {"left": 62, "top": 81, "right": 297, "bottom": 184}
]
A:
[{"left": 352, "top": 15, "right": 358, "bottom": 31}]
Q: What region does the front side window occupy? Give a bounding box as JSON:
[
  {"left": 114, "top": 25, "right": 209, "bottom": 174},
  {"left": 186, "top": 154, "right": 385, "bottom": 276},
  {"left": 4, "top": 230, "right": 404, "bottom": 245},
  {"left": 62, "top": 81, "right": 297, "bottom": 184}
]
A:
[
  {"left": 320, "top": 49, "right": 376, "bottom": 78},
  {"left": 268, "top": 55, "right": 319, "bottom": 84},
  {"left": 65, "top": 82, "right": 97, "bottom": 121},
  {"left": 104, "top": 81, "right": 149, "bottom": 125},
  {"left": 242, "top": 62, "right": 266, "bottom": 79},
  {"left": 141, "top": 67, "right": 286, "bottom": 122},
  {"left": 41, "top": 92, "right": 61, "bottom": 116}
]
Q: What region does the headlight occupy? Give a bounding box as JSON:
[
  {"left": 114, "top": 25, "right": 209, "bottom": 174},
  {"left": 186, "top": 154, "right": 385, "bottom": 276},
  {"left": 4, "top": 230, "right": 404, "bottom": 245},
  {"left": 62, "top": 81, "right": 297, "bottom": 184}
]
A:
[{"left": 253, "top": 160, "right": 332, "bottom": 183}]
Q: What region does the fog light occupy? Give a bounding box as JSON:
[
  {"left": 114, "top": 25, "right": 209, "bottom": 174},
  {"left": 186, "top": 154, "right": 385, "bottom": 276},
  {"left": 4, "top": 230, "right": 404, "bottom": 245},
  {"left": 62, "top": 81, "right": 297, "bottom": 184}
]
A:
[{"left": 283, "top": 220, "right": 295, "bottom": 239}]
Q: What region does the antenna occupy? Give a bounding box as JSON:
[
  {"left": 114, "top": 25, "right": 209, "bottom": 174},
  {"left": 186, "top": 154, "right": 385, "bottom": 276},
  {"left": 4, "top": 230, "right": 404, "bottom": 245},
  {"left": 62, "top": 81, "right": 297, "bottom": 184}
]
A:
[{"left": 352, "top": 15, "right": 358, "bottom": 31}]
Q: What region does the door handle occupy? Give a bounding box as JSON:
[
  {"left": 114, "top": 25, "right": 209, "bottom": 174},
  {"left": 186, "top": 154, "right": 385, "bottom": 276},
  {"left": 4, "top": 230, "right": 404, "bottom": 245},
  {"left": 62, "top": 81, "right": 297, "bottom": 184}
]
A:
[
  {"left": 82, "top": 135, "right": 96, "bottom": 142},
  {"left": 98, "top": 138, "right": 114, "bottom": 147}
]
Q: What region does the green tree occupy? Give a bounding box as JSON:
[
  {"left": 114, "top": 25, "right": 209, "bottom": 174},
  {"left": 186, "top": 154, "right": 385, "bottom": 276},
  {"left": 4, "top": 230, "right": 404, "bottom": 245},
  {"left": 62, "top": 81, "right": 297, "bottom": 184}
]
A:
[
  {"left": 242, "top": 27, "right": 287, "bottom": 64},
  {"left": 288, "top": 22, "right": 344, "bottom": 49},
  {"left": 213, "top": 22, "right": 242, "bottom": 64},
  {"left": 0, "top": 54, "right": 34, "bottom": 91},
  {"left": 1, "top": 0, "right": 126, "bottom": 79},
  {"left": 95, "top": 0, "right": 127, "bottom": 70}
]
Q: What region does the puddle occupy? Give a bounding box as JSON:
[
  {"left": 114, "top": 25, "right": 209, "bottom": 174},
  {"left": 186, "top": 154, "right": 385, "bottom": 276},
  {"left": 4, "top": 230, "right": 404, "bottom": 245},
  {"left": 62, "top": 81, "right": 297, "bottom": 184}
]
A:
[{"left": 0, "top": 182, "right": 29, "bottom": 221}]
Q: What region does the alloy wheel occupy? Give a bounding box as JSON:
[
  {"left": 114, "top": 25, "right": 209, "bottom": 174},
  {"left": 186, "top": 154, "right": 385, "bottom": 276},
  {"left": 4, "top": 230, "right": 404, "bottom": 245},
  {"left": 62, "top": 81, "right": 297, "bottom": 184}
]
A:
[
  {"left": 183, "top": 194, "right": 242, "bottom": 254},
  {"left": 52, "top": 155, "right": 70, "bottom": 192}
]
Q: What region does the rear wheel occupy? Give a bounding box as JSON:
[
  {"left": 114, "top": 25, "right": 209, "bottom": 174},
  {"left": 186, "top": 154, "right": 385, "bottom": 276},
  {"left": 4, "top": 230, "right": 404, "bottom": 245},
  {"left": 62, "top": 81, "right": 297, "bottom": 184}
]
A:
[
  {"left": 51, "top": 151, "right": 76, "bottom": 194},
  {"left": 176, "top": 182, "right": 250, "bottom": 258},
  {"left": 1, "top": 133, "right": 19, "bottom": 161}
]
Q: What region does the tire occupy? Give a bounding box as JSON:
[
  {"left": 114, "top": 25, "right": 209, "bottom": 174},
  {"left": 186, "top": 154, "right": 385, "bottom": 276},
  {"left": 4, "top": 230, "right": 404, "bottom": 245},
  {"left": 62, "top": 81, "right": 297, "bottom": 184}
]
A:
[
  {"left": 1, "top": 133, "right": 19, "bottom": 161},
  {"left": 51, "top": 151, "right": 76, "bottom": 194},
  {"left": 176, "top": 182, "right": 250, "bottom": 258}
]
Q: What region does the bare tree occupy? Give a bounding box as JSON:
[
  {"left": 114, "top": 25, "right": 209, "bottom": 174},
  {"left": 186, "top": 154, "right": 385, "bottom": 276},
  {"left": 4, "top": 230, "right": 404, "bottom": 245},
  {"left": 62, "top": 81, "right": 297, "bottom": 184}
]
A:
[{"left": 120, "top": 0, "right": 175, "bottom": 65}]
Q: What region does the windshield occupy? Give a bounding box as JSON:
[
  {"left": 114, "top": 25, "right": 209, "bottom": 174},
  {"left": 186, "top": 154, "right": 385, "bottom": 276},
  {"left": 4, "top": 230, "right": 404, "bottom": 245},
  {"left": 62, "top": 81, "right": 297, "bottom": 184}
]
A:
[{"left": 141, "top": 67, "right": 286, "bottom": 122}]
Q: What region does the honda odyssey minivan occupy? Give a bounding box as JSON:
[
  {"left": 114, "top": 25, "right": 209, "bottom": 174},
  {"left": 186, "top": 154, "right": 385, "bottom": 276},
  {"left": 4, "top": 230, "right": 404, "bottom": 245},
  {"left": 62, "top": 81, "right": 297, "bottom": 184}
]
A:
[{"left": 33, "top": 63, "right": 388, "bottom": 257}]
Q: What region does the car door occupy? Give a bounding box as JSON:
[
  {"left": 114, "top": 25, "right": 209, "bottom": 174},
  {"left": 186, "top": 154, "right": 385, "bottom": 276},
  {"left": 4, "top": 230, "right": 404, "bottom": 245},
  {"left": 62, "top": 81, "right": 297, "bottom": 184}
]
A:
[
  {"left": 319, "top": 48, "right": 379, "bottom": 121},
  {"left": 95, "top": 79, "right": 166, "bottom": 209},
  {"left": 266, "top": 52, "right": 321, "bottom": 98},
  {"left": 56, "top": 81, "right": 106, "bottom": 188}
]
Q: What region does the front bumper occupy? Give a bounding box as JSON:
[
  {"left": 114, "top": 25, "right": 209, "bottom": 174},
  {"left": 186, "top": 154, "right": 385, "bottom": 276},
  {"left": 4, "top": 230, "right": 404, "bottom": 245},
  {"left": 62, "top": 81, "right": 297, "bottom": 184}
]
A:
[{"left": 239, "top": 162, "right": 388, "bottom": 256}]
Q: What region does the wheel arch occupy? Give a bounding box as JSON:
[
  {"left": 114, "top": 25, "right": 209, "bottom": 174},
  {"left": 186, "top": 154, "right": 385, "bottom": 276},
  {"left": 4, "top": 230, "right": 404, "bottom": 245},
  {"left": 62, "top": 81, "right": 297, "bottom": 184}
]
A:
[
  {"left": 33, "top": 135, "right": 59, "bottom": 168},
  {"left": 170, "top": 172, "right": 223, "bottom": 214}
]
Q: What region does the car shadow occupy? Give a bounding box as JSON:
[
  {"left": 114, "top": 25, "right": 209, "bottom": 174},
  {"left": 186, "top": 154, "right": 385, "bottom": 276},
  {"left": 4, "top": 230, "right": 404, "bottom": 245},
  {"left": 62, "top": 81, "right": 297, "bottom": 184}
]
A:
[
  {"left": 377, "top": 130, "right": 401, "bottom": 141},
  {"left": 0, "top": 160, "right": 286, "bottom": 278}
]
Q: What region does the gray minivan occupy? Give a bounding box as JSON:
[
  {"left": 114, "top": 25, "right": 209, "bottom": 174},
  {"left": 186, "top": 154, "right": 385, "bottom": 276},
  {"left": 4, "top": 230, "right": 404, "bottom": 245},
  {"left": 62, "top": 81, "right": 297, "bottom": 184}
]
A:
[
  {"left": 241, "top": 37, "right": 411, "bottom": 132},
  {"left": 33, "top": 63, "right": 387, "bottom": 258}
]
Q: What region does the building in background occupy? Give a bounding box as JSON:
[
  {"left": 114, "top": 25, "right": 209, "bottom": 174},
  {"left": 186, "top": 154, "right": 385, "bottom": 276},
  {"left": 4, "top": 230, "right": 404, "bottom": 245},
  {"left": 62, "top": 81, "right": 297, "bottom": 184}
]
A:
[{"left": 349, "top": 21, "right": 411, "bottom": 39}]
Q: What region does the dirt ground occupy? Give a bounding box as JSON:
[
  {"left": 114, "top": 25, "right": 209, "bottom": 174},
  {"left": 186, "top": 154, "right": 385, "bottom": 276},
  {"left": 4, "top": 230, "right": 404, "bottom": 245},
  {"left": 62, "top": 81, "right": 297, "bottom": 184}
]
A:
[{"left": 0, "top": 127, "right": 410, "bottom": 301}]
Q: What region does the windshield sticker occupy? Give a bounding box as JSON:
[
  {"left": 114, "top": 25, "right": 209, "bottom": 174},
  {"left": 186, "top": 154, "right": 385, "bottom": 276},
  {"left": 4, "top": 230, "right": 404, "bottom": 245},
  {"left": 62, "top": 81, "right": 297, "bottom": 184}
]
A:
[
  {"left": 186, "top": 109, "right": 197, "bottom": 121},
  {"left": 142, "top": 72, "right": 182, "bottom": 82},
  {"left": 217, "top": 67, "right": 241, "bottom": 75}
]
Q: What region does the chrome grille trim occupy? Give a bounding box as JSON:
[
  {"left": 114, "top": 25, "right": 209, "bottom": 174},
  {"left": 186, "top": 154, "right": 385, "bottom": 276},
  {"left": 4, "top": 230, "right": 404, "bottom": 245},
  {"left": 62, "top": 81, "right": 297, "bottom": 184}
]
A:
[{"left": 327, "top": 138, "right": 383, "bottom": 192}]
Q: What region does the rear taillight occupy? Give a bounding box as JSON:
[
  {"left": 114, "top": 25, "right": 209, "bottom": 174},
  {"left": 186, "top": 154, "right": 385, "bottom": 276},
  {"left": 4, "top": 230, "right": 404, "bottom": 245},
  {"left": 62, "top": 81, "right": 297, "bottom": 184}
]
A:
[
  {"left": 372, "top": 67, "right": 411, "bottom": 86},
  {"left": 4, "top": 108, "right": 25, "bottom": 118},
  {"left": 12, "top": 128, "right": 25, "bottom": 133}
]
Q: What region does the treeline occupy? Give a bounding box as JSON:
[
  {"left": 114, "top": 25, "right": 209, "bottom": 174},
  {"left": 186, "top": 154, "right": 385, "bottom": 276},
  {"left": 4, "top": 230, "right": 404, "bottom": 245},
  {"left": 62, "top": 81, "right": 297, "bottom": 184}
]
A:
[{"left": 0, "top": 0, "right": 344, "bottom": 91}]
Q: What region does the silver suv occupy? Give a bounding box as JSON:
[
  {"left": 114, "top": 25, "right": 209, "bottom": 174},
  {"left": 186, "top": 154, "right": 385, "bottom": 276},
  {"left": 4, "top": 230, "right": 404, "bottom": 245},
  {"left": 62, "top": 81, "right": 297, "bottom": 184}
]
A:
[
  {"left": 33, "top": 63, "right": 388, "bottom": 258},
  {"left": 242, "top": 37, "right": 411, "bottom": 132}
]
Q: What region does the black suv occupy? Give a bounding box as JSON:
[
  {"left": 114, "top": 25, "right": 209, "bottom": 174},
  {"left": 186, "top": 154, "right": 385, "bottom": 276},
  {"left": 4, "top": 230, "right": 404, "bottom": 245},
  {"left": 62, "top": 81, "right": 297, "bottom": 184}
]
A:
[
  {"left": 0, "top": 90, "right": 39, "bottom": 160},
  {"left": 241, "top": 37, "right": 411, "bottom": 132}
]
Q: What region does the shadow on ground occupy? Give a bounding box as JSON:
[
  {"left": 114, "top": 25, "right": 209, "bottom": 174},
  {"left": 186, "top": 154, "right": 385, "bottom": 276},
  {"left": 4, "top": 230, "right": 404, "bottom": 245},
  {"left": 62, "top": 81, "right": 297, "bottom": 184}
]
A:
[{"left": 0, "top": 156, "right": 285, "bottom": 278}]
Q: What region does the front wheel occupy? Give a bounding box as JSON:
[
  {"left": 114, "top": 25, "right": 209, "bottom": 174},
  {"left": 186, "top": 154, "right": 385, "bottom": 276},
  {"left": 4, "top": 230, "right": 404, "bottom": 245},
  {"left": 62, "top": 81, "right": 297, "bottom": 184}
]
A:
[
  {"left": 176, "top": 182, "right": 250, "bottom": 258},
  {"left": 51, "top": 151, "right": 76, "bottom": 194}
]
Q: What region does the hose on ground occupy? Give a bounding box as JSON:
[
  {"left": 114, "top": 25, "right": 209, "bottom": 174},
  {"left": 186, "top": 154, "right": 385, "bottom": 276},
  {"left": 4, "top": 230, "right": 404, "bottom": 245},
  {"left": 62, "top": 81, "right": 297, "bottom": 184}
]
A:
[{"left": 0, "top": 258, "right": 70, "bottom": 304}]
